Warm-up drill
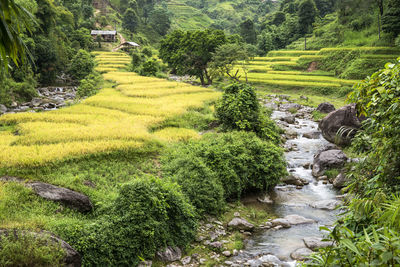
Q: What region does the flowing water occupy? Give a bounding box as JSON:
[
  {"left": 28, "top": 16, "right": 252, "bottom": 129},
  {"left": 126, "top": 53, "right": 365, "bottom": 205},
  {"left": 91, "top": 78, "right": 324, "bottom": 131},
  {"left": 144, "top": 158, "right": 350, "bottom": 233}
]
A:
[{"left": 235, "top": 105, "right": 341, "bottom": 266}]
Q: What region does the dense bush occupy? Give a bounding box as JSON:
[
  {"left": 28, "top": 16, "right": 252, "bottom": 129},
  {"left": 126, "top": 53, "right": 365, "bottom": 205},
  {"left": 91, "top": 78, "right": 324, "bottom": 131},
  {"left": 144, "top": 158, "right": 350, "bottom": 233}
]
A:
[
  {"left": 139, "top": 59, "right": 160, "bottom": 77},
  {"left": 162, "top": 131, "right": 287, "bottom": 206},
  {"left": 163, "top": 154, "right": 225, "bottom": 215},
  {"left": 76, "top": 72, "right": 102, "bottom": 98},
  {"left": 0, "top": 74, "right": 37, "bottom": 106},
  {"left": 68, "top": 49, "right": 95, "bottom": 81},
  {"left": 61, "top": 177, "right": 197, "bottom": 266},
  {"left": 0, "top": 231, "right": 65, "bottom": 267},
  {"left": 215, "top": 83, "right": 281, "bottom": 143}
]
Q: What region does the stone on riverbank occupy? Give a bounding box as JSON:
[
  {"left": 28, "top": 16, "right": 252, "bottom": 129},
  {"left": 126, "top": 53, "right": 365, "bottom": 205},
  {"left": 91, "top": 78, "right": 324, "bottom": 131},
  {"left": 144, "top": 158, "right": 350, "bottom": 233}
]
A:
[
  {"left": 316, "top": 102, "right": 335, "bottom": 113},
  {"left": 312, "top": 149, "right": 347, "bottom": 177},
  {"left": 303, "top": 237, "right": 333, "bottom": 251},
  {"left": 290, "top": 247, "right": 313, "bottom": 261},
  {"left": 156, "top": 246, "right": 182, "bottom": 262},
  {"left": 228, "top": 218, "right": 254, "bottom": 231}
]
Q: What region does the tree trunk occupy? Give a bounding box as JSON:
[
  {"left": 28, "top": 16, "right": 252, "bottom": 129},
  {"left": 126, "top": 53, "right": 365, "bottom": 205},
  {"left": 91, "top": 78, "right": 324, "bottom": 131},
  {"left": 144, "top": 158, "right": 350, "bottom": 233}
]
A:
[
  {"left": 304, "top": 36, "right": 307, "bottom": 51},
  {"left": 378, "top": 12, "right": 381, "bottom": 40},
  {"left": 199, "top": 73, "right": 205, "bottom": 86}
]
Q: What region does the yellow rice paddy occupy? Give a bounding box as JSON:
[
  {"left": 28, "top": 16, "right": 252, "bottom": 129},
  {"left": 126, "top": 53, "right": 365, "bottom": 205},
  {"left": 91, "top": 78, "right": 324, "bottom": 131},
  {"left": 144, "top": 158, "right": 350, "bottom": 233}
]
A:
[{"left": 0, "top": 52, "right": 220, "bottom": 168}]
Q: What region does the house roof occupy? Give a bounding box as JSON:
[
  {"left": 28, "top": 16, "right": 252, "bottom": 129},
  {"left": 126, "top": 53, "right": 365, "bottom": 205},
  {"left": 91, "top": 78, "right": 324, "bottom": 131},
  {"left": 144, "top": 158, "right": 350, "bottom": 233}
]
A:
[
  {"left": 122, "top": 41, "right": 140, "bottom": 47},
  {"left": 91, "top": 30, "right": 117, "bottom": 35}
]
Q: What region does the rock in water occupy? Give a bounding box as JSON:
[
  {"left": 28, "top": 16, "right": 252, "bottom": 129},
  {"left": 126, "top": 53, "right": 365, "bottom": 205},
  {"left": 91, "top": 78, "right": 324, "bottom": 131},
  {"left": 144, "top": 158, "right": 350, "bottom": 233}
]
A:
[
  {"left": 290, "top": 247, "right": 313, "bottom": 260},
  {"left": 333, "top": 172, "right": 348, "bottom": 188},
  {"left": 271, "top": 218, "right": 291, "bottom": 228},
  {"left": 29, "top": 182, "right": 93, "bottom": 212},
  {"left": 0, "top": 104, "right": 7, "bottom": 114},
  {"left": 319, "top": 104, "right": 364, "bottom": 145},
  {"left": 0, "top": 229, "right": 81, "bottom": 267},
  {"left": 312, "top": 149, "right": 347, "bottom": 177},
  {"left": 316, "top": 102, "right": 335, "bottom": 113},
  {"left": 156, "top": 247, "right": 182, "bottom": 262},
  {"left": 228, "top": 217, "right": 254, "bottom": 231},
  {"left": 284, "top": 215, "right": 315, "bottom": 225},
  {"left": 311, "top": 199, "right": 342, "bottom": 210},
  {"left": 303, "top": 237, "right": 333, "bottom": 251}
]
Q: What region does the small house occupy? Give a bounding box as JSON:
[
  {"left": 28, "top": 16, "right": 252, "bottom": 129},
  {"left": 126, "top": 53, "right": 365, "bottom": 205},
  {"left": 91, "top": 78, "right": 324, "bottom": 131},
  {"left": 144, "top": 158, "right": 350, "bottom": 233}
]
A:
[
  {"left": 115, "top": 41, "right": 140, "bottom": 52},
  {"left": 91, "top": 30, "right": 117, "bottom": 42}
]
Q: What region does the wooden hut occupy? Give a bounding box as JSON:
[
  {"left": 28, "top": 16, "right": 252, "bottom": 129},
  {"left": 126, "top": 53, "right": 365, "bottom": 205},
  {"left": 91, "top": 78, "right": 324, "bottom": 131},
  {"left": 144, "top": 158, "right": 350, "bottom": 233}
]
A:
[
  {"left": 91, "top": 30, "right": 117, "bottom": 42},
  {"left": 115, "top": 41, "right": 140, "bottom": 52}
]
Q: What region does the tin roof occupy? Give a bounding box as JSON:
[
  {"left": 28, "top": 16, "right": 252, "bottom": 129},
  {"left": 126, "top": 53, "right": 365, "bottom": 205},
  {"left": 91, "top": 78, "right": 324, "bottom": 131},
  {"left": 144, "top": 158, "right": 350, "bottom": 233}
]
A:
[{"left": 91, "top": 30, "right": 117, "bottom": 35}]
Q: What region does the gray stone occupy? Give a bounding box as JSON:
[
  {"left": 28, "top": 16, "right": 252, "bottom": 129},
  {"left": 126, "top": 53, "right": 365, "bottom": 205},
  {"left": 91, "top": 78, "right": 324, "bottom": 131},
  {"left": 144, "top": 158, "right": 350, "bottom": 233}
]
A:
[
  {"left": 285, "top": 129, "right": 298, "bottom": 139},
  {"left": 303, "top": 237, "right": 333, "bottom": 251},
  {"left": 319, "top": 104, "right": 364, "bottom": 145},
  {"left": 29, "top": 182, "right": 93, "bottom": 213},
  {"left": 280, "top": 103, "right": 301, "bottom": 111},
  {"left": 228, "top": 217, "right": 254, "bottom": 231},
  {"left": 333, "top": 172, "right": 348, "bottom": 188},
  {"left": 222, "top": 250, "right": 231, "bottom": 257},
  {"left": 0, "top": 104, "right": 7, "bottom": 114},
  {"left": 233, "top": 212, "right": 240, "bottom": 217},
  {"left": 260, "top": 254, "right": 283, "bottom": 267},
  {"left": 312, "top": 149, "right": 347, "bottom": 177},
  {"left": 290, "top": 247, "right": 313, "bottom": 261},
  {"left": 209, "top": 241, "right": 223, "bottom": 249},
  {"left": 257, "top": 195, "right": 273, "bottom": 204},
  {"left": 138, "top": 260, "right": 152, "bottom": 267},
  {"left": 311, "top": 199, "right": 342, "bottom": 210},
  {"left": 271, "top": 218, "right": 291, "bottom": 228},
  {"left": 181, "top": 256, "right": 191, "bottom": 265},
  {"left": 281, "top": 174, "right": 308, "bottom": 186},
  {"left": 0, "top": 229, "right": 81, "bottom": 267},
  {"left": 300, "top": 95, "right": 309, "bottom": 101},
  {"left": 316, "top": 102, "right": 336, "bottom": 113},
  {"left": 303, "top": 131, "right": 321, "bottom": 139},
  {"left": 280, "top": 115, "right": 296, "bottom": 124},
  {"left": 156, "top": 246, "right": 182, "bottom": 262},
  {"left": 284, "top": 215, "right": 315, "bottom": 225}
]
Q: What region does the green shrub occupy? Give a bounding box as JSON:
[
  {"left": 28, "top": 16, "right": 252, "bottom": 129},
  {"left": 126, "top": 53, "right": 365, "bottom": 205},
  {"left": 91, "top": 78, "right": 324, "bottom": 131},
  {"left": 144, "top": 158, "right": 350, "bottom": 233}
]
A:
[
  {"left": 0, "top": 75, "right": 37, "bottom": 106},
  {"left": 163, "top": 154, "right": 225, "bottom": 215},
  {"left": 68, "top": 49, "right": 95, "bottom": 81},
  {"left": 162, "top": 132, "right": 287, "bottom": 202},
  {"left": 141, "top": 47, "right": 153, "bottom": 57},
  {"left": 139, "top": 59, "right": 160, "bottom": 77},
  {"left": 64, "top": 177, "right": 197, "bottom": 266},
  {"left": 0, "top": 231, "right": 65, "bottom": 267},
  {"left": 340, "top": 58, "right": 389, "bottom": 80},
  {"left": 77, "top": 72, "right": 102, "bottom": 98},
  {"left": 215, "top": 83, "right": 281, "bottom": 143}
]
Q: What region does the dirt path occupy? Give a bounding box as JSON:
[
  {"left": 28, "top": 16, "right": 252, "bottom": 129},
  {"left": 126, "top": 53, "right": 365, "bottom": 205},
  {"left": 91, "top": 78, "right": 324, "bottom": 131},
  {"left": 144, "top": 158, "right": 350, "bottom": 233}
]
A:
[{"left": 112, "top": 33, "right": 126, "bottom": 51}]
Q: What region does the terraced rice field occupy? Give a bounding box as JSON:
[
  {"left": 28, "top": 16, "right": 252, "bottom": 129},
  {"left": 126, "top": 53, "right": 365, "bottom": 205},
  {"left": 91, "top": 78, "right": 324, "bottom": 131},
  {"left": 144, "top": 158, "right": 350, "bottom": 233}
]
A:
[
  {"left": 0, "top": 52, "right": 219, "bottom": 168},
  {"left": 239, "top": 47, "right": 400, "bottom": 89}
]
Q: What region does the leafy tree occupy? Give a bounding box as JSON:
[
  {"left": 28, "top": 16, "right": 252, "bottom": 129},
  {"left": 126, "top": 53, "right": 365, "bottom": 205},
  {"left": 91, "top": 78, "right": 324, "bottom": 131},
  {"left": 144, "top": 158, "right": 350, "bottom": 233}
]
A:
[
  {"left": 239, "top": 19, "right": 257, "bottom": 44},
  {"left": 68, "top": 49, "right": 94, "bottom": 81},
  {"left": 298, "top": 0, "right": 317, "bottom": 49},
  {"left": 159, "top": 29, "right": 227, "bottom": 85},
  {"left": 272, "top": 11, "right": 286, "bottom": 26},
  {"left": 210, "top": 43, "right": 249, "bottom": 82},
  {"left": 382, "top": 0, "right": 400, "bottom": 36},
  {"left": 0, "top": 0, "right": 36, "bottom": 71},
  {"left": 149, "top": 7, "right": 171, "bottom": 36},
  {"left": 122, "top": 8, "right": 139, "bottom": 32}
]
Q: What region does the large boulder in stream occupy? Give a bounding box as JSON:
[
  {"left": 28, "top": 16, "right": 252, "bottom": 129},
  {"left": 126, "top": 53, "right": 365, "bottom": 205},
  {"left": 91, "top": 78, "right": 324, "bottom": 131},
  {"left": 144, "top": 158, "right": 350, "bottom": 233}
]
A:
[
  {"left": 303, "top": 237, "right": 334, "bottom": 251},
  {"left": 319, "top": 104, "right": 364, "bottom": 145},
  {"left": 290, "top": 247, "right": 313, "bottom": 261},
  {"left": 0, "top": 229, "right": 81, "bottom": 267},
  {"left": 316, "top": 102, "right": 335, "bottom": 113},
  {"left": 312, "top": 150, "right": 347, "bottom": 177}
]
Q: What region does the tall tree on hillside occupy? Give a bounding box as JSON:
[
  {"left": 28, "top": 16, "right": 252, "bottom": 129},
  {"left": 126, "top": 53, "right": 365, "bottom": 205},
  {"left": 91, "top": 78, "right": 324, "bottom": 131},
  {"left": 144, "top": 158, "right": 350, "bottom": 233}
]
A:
[
  {"left": 0, "top": 0, "right": 35, "bottom": 71},
  {"left": 376, "top": 0, "right": 384, "bottom": 39},
  {"left": 239, "top": 19, "right": 257, "bottom": 44},
  {"left": 122, "top": 8, "right": 139, "bottom": 32},
  {"left": 149, "top": 7, "right": 171, "bottom": 36},
  {"left": 382, "top": 0, "right": 400, "bottom": 36},
  {"left": 160, "top": 29, "right": 227, "bottom": 85},
  {"left": 298, "top": 0, "right": 317, "bottom": 50}
]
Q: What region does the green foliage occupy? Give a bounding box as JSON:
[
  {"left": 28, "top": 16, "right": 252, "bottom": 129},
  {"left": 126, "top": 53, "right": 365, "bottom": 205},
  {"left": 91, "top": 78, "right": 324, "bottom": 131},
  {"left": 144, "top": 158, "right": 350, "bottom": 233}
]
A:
[
  {"left": 0, "top": 231, "right": 65, "bottom": 267},
  {"left": 162, "top": 131, "right": 287, "bottom": 203},
  {"left": 210, "top": 43, "right": 249, "bottom": 82},
  {"left": 160, "top": 29, "right": 227, "bottom": 85},
  {"left": 215, "top": 83, "right": 282, "bottom": 143},
  {"left": 123, "top": 8, "right": 139, "bottom": 32},
  {"left": 139, "top": 59, "right": 160, "bottom": 77},
  {"left": 149, "top": 7, "right": 171, "bottom": 36},
  {"left": 298, "top": 0, "right": 317, "bottom": 35},
  {"left": 239, "top": 19, "right": 257, "bottom": 44},
  {"left": 77, "top": 72, "right": 102, "bottom": 98},
  {"left": 65, "top": 177, "right": 197, "bottom": 266},
  {"left": 382, "top": 0, "right": 400, "bottom": 36},
  {"left": 0, "top": 72, "right": 37, "bottom": 106},
  {"left": 68, "top": 49, "right": 95, "bottom": 81}
]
